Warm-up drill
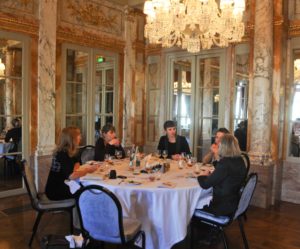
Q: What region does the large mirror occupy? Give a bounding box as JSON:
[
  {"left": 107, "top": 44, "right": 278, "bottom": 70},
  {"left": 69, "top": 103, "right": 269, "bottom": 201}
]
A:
[{"left": 290, "top": 53, "right": 300, "bottom": 157}]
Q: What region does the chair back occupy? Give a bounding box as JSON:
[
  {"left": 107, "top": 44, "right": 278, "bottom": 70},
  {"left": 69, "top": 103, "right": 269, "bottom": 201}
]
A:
[
  {"left": 19, "top": 160, "right": 39, "bottom": 210},
  {"left": 80, "top": 145, "right": 95, "bottom": 164},
  {"left": 76, "top": 185, "right": 126, "bottom": 244},
  {"left": 241, "top": 152, "right": 250, "bottom": 178},
  {"left": 234, "top": 173, "right": 258, "bottom": 220}
]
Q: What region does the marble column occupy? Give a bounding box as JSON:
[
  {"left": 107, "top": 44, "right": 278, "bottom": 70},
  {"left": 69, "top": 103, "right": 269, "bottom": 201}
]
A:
[
  {"left": 4, "top": 50, "right": 13, "bottom": 130},
  {"left": 123, "top": 7, "right": 137, "bottom": 147},
  {"left": 248, "top": 0, "right": 273, "bottom": 165},
  {"left": 35, "top": 0, "right": 57, "bottom": 190}
]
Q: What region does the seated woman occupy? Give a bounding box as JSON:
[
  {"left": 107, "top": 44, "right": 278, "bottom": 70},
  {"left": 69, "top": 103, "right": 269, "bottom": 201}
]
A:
[
  {"left": 45, "top": 127, "right": 97, "bottom": 201},
  {"left": 94, "top": 123, "right": 125, "bottom": 161},
  {"left": 157, "top": 120, "right": 191, "bottom": 160},
  {"left": 5, "top": 118, "right": 22, "bottom": 153},
  {"left": 197, "top": 134, "right": 247, "bottom": 216}
]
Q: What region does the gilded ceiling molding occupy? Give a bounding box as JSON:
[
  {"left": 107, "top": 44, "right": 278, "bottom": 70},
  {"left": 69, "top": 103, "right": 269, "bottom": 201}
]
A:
[
  {"left": 0, "top": 0, "right": 35, "bottom": 14},
  {"left": 289, "top": 20, "right": 300, "bottom": 37},
  {"left": 0, "top": 13, "right": 38, "bottom": 36},
  {"left": 57, "top": 26, "right": 125, "bottom": 53},
  {"left": 65, "top": 0, "right": 119, "bottom": 34}
]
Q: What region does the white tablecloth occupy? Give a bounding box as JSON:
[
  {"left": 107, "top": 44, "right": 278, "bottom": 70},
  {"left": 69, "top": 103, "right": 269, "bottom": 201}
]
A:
[{"left": 75, "top": 160, "right": 212, "bottom": 249}]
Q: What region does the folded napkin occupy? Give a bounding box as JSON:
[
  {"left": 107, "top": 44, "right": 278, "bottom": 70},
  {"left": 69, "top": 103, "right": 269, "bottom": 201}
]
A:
[
  {"left": 64, "top": 180, "right": 81, "bottom": 194},
  {"left": 65, "top": 234, "right": 84, "bottom": 248}
]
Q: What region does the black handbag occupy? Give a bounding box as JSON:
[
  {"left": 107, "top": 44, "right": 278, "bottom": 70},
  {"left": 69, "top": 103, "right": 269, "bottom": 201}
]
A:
[{"left": 41, "top": 235, "right": 70, "bottom": 249}]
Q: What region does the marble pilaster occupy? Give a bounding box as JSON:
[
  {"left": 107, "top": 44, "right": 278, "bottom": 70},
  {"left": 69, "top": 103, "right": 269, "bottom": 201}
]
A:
[
  {"left": 35, "top": 0, "right": 57, "bottom": 156},
  {"left": 248, "top": 0, "right": 273, "bottom": 164},
  {"left": 35, "top": 0, "right": 58, "bottom": 190},
  {"left": 123, "top": 7, "right": 137, "bottom": 147}
]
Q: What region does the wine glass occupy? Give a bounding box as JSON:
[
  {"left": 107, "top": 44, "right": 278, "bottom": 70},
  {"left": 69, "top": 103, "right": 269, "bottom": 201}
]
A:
[
  {"left": 162, "top": 150, "right": 168, "bottom": 160},
  {"left": 181, "top": 152, "right": 187, "bottom": 161},
  {"left": 115, "top": 150, "right": 122, "bottom": 160},
  {"left": 155, "top": 150, "right": 161, "bottom": 158},
  {"left": 104, "top": 154, "right": 110, "bottom": 162}
]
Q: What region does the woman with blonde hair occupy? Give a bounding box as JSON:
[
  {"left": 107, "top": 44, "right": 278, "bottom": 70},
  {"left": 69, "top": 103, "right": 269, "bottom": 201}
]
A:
[
  {"left": 46, "top": 127, "right": 97, "bottom": 200},
  {"left": 197, "top": 134, "right": 247, "bottom": 216}
]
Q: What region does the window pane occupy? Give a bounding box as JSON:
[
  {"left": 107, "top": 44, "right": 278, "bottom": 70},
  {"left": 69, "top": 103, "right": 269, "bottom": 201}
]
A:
[
  {"left": 66, "top": 83, "right": 86, "bottom": 114},
  {"left": 105, "top": 92, "right": 114, "bottom": 113},
  {"left": 172, "top": 59, "right": 192, "bottom": 142},
  {"left": 66, "top": 50, "right": 88, "bottom": 82},
  {"left": 199, "top": 57, "right": 220, "bottom": 88},
  {"left": 0, "top": 78, "right": 22, "bottom": 116}
]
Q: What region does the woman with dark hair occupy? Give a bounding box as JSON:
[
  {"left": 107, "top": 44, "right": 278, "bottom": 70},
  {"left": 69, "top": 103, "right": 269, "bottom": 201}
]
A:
[
  {"left": 157, "top": 120, "right": 191, "bottom": 160},
  {"left": 94, "top": 123, "right": 125, "bottom": 161},
  {"left": 45, "top": 127, "right": 97, "bottom": 200},
  {"left": 197, "top": 134, "right": 246, "bottom": 216}
]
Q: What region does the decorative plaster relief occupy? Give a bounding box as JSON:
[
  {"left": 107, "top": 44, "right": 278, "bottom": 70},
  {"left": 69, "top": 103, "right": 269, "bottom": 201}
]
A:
[
  {"left": 0, "top": 0, "right": 36, "bottom": 15},
  {"left": 60, "top": 0, "right": 123, "bottom": 36}
]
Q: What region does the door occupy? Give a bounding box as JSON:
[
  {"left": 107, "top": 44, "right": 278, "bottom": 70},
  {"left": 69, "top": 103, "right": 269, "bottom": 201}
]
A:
[{"left": 168, "top": 50, "right": 226, "bottom": 161}]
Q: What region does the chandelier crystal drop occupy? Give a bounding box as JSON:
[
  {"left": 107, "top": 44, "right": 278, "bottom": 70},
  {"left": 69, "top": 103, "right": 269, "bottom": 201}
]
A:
[{"left": 143, "top": 0, "right": 246, "bottom": 53}]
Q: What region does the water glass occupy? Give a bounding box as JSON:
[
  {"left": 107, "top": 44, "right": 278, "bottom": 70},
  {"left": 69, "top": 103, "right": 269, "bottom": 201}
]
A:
[{"left": 115, "top": 150, "right": 122, "bottom": 159}]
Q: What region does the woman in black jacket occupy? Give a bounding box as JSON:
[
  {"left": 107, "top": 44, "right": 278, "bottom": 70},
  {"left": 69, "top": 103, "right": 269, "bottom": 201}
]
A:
[
  {"left": 197, "top": 134, "right": 247, "bottom": 216},
  {"left": 157, "top": 120, "right": 191, "bottom": 160}
]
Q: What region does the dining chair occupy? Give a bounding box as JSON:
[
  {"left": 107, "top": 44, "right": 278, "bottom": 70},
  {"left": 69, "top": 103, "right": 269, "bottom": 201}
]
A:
[
  {"left": 80, "top": 145, "right": 95, "bottom": 164},
  {"left": 190, "top": 173, "right": 258, "bottom": 249},
  {"left": 75, "top": 184, "right": 146, "bottom": 249},
  {"left": 241, "top": 152, "right": 250, "bottom": 178},
  {"left": 19, "top": 160, "right": 75, "bottom": 247}
]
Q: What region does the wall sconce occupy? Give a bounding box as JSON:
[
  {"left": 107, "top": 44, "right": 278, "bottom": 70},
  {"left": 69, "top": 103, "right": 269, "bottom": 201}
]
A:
[{"left": 0, "top": 58, "right": 5, "bottom": 76}]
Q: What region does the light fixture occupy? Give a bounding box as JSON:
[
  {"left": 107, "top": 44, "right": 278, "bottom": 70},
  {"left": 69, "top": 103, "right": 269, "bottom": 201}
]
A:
[
  {"left": 144, "top": 0, "right": 245, "bottom": 53},
  {"left": 294, "top": 59, "right": 300, "bottom": 71},
  {"left": 0, "top": 58, "right": 5, "bottom": 76}
]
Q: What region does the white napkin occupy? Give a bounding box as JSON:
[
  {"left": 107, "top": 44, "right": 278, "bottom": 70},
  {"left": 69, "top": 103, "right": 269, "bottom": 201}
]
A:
[
  {"left": 65, "top": 234, "right": 84, "bottom": 248},
  {"left": 81, "top": 173, "right": 105, "bottom": 181},
  {"left": 64, "top": 180, "right": 81, "bottom": 194}
]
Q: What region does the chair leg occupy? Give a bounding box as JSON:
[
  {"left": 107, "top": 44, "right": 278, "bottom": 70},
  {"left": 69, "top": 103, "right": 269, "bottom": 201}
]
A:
[
  {"left": 220, "top": 227, "right": 229, "bottom": 249},
  {"left": 238, "top": 217, "right": 249, "bottom": 249},
  {"left": 69, "top": 209, "right": 74, "bottom": 234},
  {"left": 29, "top": 211, "right": 43, "bottom": 246},
  {"left": 141, "top": 231, "right": 146, "bottom": 249},
  {"left": 190, "top": 220, "right": 194, "bottom": 249}
]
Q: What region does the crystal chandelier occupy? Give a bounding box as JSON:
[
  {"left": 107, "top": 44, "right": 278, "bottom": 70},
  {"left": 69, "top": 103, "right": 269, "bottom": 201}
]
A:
[{"left": 143, "top": 0, "right": 246, "bottom": 53}]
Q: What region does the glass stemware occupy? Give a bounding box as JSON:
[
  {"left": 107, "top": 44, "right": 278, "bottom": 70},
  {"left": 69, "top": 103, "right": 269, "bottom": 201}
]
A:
[
  {"left": 115, "top": 150, "right": 122, "bottom": 160},
  {"left": 162, "top": 150, "right": 168, "bottom": 160}
]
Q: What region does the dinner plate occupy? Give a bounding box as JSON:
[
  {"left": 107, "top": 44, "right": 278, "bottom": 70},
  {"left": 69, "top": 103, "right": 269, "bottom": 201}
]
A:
[{"left": 124, "top": 180, "right": 142, "bottom": 185}]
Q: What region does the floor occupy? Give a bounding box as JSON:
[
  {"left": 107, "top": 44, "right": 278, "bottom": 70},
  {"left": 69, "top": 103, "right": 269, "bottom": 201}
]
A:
[{"left": 0, "top": 194, "right": 299, "bottom": 249}]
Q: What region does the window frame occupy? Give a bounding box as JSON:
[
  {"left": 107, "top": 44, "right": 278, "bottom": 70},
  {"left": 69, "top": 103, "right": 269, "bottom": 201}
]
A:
[
  {"left": 0, "top": 30, "right": 30, "bottom": 197},
  {"left": 61, "top": 43, "right": 119, "bottom": 146}
]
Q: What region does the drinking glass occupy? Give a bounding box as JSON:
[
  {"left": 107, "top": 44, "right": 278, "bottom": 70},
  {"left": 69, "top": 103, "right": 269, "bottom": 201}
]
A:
[
  {"left": 104, "top": 154, "right": 110, "bottom": 162},
  {"left": 181, "top": 152, "right": 187, "bottom": 160},
  {"left": 115, "top": 150, "right": 122, "bottom": 159},
  {"left": 155, "top": 150, "right": 161, "bottom": 158},
  {"left": 162, "top": 150, "right": 168, "bottom": 160}
]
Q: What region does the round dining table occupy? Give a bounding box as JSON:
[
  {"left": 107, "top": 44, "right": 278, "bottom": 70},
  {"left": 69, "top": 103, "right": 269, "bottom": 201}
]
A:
[{"left": 74, "top": 159, "right": 212, "bottom": 249}]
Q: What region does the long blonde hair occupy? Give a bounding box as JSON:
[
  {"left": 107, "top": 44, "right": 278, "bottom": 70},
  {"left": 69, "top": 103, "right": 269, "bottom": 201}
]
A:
[
  {"left": 55, "top": 127, "right": 81, "bottom": 157},
  {"left": 218, "top": 134, "right": 241, "bottom": 158}
]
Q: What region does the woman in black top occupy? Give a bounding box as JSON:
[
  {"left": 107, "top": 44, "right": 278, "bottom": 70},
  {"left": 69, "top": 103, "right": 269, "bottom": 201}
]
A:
[
  {"left": 157, "top": 120, "right": 191, "bottom": 160},
  {"left": 5, "top": 118, "right": 22, "bottom": 153},
  {"left": 94, "top": 123, "right": 125, "bottom": 161},
  {"left": 45, "top": 127, "right": 97, "bottom": 200},
  {"left": 197, "top": 134, "right": 247, "bottom": 216}
]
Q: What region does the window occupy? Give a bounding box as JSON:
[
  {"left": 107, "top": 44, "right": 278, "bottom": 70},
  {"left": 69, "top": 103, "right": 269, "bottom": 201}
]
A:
[
  {"left": 0, "top": 31, "right": 29, "bottom": 196},
  {"left": 63, "top": 45, "right": 118, "bottom": 146},
  {"left": 167, "top": 50, "right": 226, "bottom": 161},
  {"left": 289, "top": 50, "right": 300, "bottom": 157}
]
